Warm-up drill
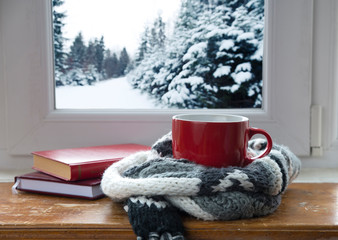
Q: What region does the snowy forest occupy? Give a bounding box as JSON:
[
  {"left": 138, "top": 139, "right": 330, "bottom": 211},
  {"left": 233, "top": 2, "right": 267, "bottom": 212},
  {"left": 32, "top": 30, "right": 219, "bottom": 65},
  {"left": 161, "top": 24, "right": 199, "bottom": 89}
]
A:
[
  {"left": 53, "top": 0, "right": 131, "bottom": 87},
  {"left": 53, "top": 0, "right": 264, "bottom": 109}
]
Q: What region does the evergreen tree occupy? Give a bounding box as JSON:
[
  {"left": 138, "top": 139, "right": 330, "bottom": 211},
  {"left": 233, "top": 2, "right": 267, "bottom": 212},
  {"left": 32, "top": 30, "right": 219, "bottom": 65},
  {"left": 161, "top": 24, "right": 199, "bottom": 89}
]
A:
[
  {"left": 129, "top": 0, "right": 264, "bottom": 109},
  {"left": 129, "top": 15, "right": 166, "bottom": 90},
  {"left": 62, "top": 32, "right": 101, "bottom": 86},
  {"left": 119, "top": 47, "right": 130, "bottom": 76},
  {"left": 94, "top": 36, "right": 105, "bottom": 76},
  {"left": 84, "top": 40, "right": 96, "bottom": 70},
  {"left": 176, "top": 0, "right": 201, "bottom": 30},
  {"left": 103, "top": 50, "right": 119, "bottom": 79},
  {"left": 135, "top": 15, "right": 166, "bottom": 66},
  {"left": 52, "top": 0, "right": 67, "bottom": 86},
  {"left": 156, "top": 17, "right": 166, "bottom": 49},
  {"left": 212, "top": 0, "right": 264, "bottom": 108},
  {"left": 135, "top": 26, "right": 149, "bottom": 65},
  {"left": 67, "top": 32, "right": 86, "bottom": 70},
  {"left": 149, "top": 15, "right": 166, "bottom": 51}
]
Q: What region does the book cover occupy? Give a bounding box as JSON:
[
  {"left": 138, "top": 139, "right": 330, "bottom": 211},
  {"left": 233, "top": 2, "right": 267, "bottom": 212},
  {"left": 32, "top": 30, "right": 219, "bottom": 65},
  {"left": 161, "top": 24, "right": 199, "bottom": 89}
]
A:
[
  {"left": 14, "top": 172, "right": 104, "bottom": 200},
  {"left": 32, "top": 144, "right": 150, "bottom": 181}
]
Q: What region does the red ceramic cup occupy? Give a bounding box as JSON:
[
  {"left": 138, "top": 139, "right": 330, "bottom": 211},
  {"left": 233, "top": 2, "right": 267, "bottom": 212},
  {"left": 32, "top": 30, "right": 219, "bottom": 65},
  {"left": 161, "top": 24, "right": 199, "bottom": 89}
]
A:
[{"left": 172, "top": 114, "right": 273, "bottom": 168}]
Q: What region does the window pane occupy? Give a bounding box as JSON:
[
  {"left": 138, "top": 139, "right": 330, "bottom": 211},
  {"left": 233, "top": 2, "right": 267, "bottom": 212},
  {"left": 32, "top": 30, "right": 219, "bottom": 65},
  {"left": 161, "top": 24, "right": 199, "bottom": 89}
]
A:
[{"left": 52, "top": 0, "right": 264, "bottom": 109}]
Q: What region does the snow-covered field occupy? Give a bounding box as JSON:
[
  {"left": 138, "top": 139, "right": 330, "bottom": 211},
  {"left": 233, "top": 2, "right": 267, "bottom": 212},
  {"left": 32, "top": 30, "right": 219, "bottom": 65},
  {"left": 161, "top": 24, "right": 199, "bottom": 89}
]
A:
[{"left": 55, "top": 77, "right": 159, "bottom": 109}]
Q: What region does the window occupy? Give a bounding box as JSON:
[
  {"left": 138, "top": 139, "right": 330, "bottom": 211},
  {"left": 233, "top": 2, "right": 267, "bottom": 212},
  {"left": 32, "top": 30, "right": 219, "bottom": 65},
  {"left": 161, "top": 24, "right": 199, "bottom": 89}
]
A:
[
  {"left": 1, "top": 0, "right": 318, "bottom": 170},
  {"left": 53, "top": 0, "right": 264, "bottom": 110}
]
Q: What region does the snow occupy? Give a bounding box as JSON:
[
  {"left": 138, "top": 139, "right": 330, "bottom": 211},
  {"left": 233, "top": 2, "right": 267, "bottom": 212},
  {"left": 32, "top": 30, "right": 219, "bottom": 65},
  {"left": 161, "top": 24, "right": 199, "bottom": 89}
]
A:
[
  {"left": 237, "top": 32, "right": 254, "bottom": 41},
  {"left": 55, "top": 77, "right": 159, "bottom": 109},
  {"left": 162, "top": 90, "right": 185, "bottom": 105},
  {"left": 168, "top": 76, "right": 204, "bottom": 90},
  {"left": 162, "top": 85, "right": 190, "bottom": 105},
  {"left": 251, "top": 41, "right": 263, "bottom": 60},
  {"left": 219, "top": 39, "right": 235, "bottom": 51},
  {"left": 248, "top": 88, "right": 255, "bottom": 96},
  {"left": 231, "top": 71, "right": 253, "bottom": 84},
  {"left": 225, "top": 27, "right": 243, "bottom": 37},
  {"left": 205, "top": 28, "right": 228, "bottom": 38},
  {"left": 231, "top": 63, "right": 253, "bottom": 84},
  {"left": 182, "top": 42, "right": 207, "bottom": 61},
  {"left": 184, "top": 76, "right": 204, "bottom": 85},
  {"left": 162, "top": 76, "right": 204, "bottom": 105},
  {"left": 213, "top": 65, "right": 231, "bottom": 78},
  {"left": 221, "top": 84, "right": 240, "bottom": 93},
  {"left": 235, "top": 62, "right": 251, "bottom": 72}
]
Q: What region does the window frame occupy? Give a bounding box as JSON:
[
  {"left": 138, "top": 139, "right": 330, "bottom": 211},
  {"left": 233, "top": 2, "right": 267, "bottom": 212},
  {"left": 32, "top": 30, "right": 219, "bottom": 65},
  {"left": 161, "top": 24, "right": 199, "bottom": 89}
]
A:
[
  {"left": 0, "top": 0, "right": 315, "bottom": 168},
  {"left": 312, "top": 0, "right": 338, "bottom": 148},
  {"left": 299, "top": 0, "right": 338, "bottom": 168}
]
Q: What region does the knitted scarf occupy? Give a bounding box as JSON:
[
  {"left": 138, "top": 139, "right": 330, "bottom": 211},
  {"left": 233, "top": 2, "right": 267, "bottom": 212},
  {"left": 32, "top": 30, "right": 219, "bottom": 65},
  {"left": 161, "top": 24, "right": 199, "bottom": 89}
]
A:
[{"left": 101, "top": 132, "right": 301, "bottom": 240}]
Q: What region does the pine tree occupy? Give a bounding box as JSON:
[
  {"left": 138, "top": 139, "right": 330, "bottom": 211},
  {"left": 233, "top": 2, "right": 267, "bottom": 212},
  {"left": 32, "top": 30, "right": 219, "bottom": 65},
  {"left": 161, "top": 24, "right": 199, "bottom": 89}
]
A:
[
  {"left": 52, "top": 0, "right": 67, "bottom": 86},
  {"left": 128, "top": 14, "right": 167, "bottom": 91},
  {"left": 84, "top": 40, "right": 96, "bottom": 70},
  {"left": 135, "top": 26, "right": 149, "bottom": 65},
  {"left": 119, "top": 47, "right": 130, "bottom": 76},
  {"left": 157, "top": 0, "right": 216, "bottom": 108},
  {"left": 162, "top": 0, "right": 264, "bottom": 108},
  {"left": 149, "top": 15, "right": 166, "bottom": 51},
  {"left": 103, "top": 50, "right": 119, "bottom": 79},
  {"left": 157, "top": 17, "right": 166, "bottom": 49},
  {"left": 128, "top": 0, "right": 264, "bottom": 109},
  {"left": 94, "top": 36, "right": 105, "bottom": 76},
  {"left": 67, "top": 32, "right": 86, "bottom": 70},
  {"left": 212, "top": 0, "right": 264, "bottom": 108}
]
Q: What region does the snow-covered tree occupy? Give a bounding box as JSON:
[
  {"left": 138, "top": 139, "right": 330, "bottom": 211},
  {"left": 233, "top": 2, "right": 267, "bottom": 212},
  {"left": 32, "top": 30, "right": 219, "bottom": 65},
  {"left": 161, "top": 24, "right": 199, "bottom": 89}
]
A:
[
  {"left": 67, "top": 32, "right": 86, "bottom": 70},
  {"left": 94, "top": 36, "right": 105, "bottom": 76},
  {"left": 150, "top": 15, "right": 166, "bottom": 50},
  {"left": 103, "top": 50, "right": 119, "bottom": 78},
  {"left": 128, "top": 14, "right": 168, "bottom": 94},
  {"left": 128, "top": 0, "right": 264, "bottom": 109},
  {"left": 119, "top": 47, "right": 130, "bottom": 75},
  {"left": 84, "top": 40, "right": 96, "bottom": 70},
  {"left": 135, "top": 26, "right": 150, "bottom": 65},
  {"left": 52, "top": 0, "right": 67, "bottom": 86},
  {"left": 60, "top": 67, "right": 97, "bottom": 86}
]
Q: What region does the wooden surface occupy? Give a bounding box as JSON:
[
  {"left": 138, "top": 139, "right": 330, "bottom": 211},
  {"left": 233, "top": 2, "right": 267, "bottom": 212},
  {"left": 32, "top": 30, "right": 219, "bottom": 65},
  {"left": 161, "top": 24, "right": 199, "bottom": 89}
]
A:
[{"left": 0, "top": 182, "right": 338, "bottom": 239}]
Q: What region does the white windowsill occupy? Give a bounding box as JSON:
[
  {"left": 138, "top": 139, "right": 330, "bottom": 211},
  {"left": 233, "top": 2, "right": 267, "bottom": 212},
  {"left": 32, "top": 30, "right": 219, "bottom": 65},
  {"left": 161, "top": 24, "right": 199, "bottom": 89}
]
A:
[
  {"left": 0, "top": 169, "right": 32, "bottom": 183},
  {"left": 294, "top": 168, "right": 338, "bottom": 183}
]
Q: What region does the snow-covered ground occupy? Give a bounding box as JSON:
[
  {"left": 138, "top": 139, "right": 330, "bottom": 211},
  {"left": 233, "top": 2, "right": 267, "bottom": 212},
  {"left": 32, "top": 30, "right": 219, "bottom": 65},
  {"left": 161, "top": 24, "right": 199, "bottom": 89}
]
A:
[{"left": 55, "top": 77, "right": 159, "bottom": 109}]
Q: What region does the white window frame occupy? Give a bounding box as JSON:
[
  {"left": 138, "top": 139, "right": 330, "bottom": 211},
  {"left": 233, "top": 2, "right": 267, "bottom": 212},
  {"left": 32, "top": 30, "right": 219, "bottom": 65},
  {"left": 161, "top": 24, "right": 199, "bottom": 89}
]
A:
[
  {"left": 312, "top": 0, "right": 338, "bottom": 148},
  {"left": 0, "top": 0, "right": 317, "bottom": 169},
  {"left": 300, "top": 0, "right": 338, "bottom": 167}
]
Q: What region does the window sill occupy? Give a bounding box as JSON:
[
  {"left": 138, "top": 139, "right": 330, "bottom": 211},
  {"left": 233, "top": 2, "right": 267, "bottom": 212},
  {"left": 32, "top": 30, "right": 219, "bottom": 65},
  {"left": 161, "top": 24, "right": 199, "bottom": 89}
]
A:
[
  {"left": 294, "top": 168, "right": 338, "bottom": 183},
  {"left": 0, "top": 169, "right": 31, "bottom": 183}
]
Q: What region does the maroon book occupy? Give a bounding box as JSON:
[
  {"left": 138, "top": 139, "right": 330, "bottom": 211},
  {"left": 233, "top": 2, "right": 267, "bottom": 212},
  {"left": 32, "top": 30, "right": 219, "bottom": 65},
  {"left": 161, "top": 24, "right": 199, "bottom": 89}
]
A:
[
  {"left": 14, "top": 172, "right": 104, "bottom": 199},
  {"left": 32, "top": 144, "right": 150, "bottom": 181}
]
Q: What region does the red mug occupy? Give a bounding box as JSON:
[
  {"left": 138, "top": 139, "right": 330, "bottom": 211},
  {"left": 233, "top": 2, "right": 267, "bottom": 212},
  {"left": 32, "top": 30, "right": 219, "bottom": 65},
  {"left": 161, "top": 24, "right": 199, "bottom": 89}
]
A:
[{"left": 172, "top": 114, "right": 273, "bottom": 168}]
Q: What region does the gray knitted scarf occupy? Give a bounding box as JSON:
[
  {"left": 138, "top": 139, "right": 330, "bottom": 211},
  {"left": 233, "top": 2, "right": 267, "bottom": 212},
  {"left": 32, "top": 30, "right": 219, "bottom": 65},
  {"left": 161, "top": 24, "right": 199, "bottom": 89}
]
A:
[{"left": 101, "top": 132, "right": 301, "bottom": 240}]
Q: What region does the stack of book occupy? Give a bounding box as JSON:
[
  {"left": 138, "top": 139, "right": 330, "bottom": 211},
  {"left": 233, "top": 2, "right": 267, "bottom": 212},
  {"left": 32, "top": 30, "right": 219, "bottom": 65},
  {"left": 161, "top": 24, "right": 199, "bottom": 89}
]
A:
[{"left": 14, "top": 144, "right": 150, "bottom": 199}]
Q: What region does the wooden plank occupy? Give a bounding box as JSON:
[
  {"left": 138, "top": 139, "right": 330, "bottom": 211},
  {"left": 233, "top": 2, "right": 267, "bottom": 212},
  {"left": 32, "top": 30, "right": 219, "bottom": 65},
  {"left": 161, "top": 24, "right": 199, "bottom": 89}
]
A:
[{"left": 1, "top": 183, "right": 338, "bottom": 239}]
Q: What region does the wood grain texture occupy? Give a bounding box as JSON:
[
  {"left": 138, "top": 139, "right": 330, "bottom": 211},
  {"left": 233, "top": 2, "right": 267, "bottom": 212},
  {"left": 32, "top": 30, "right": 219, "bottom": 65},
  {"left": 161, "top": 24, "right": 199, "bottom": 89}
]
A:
[{"left": 1, "top": 183, "right": 338, "bottom": 239}]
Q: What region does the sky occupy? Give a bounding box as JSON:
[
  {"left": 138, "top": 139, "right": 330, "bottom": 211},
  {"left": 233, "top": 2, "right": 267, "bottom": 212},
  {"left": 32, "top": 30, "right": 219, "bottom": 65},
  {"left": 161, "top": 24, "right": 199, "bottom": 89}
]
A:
[{"left": 58, "top": 0, "right": 181, "bottom": 56}]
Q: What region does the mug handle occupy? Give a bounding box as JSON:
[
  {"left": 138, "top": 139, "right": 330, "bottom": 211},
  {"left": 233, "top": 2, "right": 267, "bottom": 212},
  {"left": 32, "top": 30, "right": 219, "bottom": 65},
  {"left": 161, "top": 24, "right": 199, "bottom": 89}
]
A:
[{"left": 244, "top": 127, "right": 273, "bottom": 165}]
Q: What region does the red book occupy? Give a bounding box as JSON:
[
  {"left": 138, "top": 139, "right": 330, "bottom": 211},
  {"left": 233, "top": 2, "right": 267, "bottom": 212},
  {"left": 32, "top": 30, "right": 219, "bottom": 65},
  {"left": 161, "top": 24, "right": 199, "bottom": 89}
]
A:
[
  {"left": 14, "top": 172, "right": 104, "bottom": 200},
  {"left": 32, "top": 144, "right": 150, "bottom": 181}
]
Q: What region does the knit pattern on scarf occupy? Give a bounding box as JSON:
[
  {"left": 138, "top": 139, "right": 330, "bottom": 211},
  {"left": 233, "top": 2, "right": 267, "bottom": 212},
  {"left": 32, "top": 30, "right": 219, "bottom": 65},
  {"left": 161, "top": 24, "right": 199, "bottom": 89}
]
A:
[{"left": 101, "top": 132, "right": 301, "bottom": 240}]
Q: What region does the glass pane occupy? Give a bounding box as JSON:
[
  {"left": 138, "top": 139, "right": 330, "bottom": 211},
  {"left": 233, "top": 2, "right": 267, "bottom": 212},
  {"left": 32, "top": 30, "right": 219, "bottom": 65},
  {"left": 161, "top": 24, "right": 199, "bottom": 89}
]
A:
[{"left": 52, "top": 0, "right": 264, "bottom": 109}]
